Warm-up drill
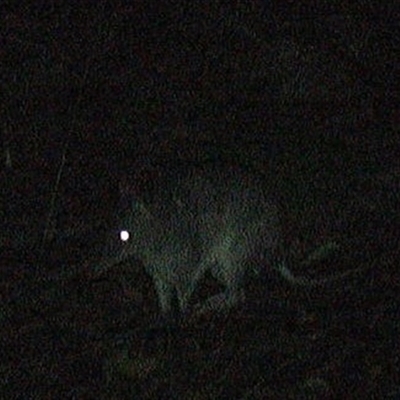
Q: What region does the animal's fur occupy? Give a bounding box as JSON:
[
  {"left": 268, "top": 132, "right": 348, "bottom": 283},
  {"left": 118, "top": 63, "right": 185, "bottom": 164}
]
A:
[{"left": 97, "top": 165, "right": 359, "bottom": 317}]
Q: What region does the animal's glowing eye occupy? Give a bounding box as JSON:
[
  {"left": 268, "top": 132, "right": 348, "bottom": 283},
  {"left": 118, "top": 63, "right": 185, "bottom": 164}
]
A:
[{"left": 119, "top": 230, "right": 130, "bottom": 242}]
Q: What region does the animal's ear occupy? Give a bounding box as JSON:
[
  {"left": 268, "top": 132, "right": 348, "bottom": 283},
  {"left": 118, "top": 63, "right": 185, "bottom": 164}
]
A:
[
  {"left": 118, "top": 168, "right": 161, "bottom": 198},
  {"left": 131, "top": 199, "right": 151, "bottom": 216},
  {"left": 130, "top": 200, "right": 139, "bottom": 210},
  {"left": 116, "top": 173, "right": 140, "bottom": 213},
  {"left": 118, "top": 174, "right": 139, "bottom": 198}
]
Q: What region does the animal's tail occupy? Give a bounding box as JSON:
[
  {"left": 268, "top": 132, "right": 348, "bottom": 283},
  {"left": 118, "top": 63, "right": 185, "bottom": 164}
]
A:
[
  {"left": 275, "top": 241, "right": 362, "bottom": 287},
  {"left": 274, "top": 261, "right": 362, "bottom": 287}
]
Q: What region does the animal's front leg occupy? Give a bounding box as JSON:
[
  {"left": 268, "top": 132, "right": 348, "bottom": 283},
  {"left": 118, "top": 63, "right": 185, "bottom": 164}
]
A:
[{"left": 153, "top": 276, "right": 173, "bottom": 316}]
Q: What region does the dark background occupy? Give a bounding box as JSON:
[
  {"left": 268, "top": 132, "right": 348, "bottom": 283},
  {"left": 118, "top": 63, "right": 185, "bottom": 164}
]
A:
[{"left": 1, "top": 1, "right": 399, "bottom": 398}]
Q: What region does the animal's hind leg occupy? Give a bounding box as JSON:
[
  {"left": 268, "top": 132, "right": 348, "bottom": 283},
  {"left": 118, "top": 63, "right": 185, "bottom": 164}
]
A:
[
  {"left": 193, "top": 286, "right": 246, "bottom": 315},
  {"left": 193, "top": 261, "right": 246, "bottom": 315}
]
